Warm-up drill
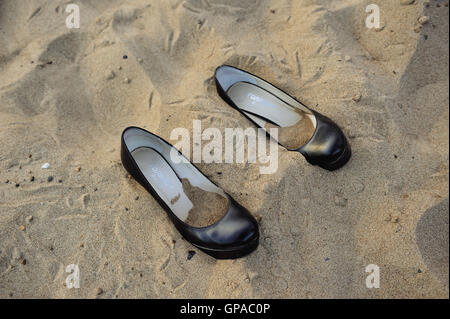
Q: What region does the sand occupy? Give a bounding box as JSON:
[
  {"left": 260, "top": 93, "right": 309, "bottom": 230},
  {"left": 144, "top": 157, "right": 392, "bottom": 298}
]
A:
[
  {"left": 0, "top": 0, "right": 448, "bottom": 298},
  {"left": 181, "top": 178, "right": 229, "bottom": 227},
  {"left": 264, "top": 108, "right": 315, "bottom": 150}
]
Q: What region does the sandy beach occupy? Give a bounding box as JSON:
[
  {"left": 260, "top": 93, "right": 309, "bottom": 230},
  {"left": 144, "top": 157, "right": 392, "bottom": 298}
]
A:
[{"left": 0, "top": 0, "right": 448, "bottom": 298}]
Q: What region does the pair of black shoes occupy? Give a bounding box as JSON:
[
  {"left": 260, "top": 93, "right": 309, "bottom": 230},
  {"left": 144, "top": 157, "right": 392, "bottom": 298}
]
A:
[{"left": 121, "top": 65, "right": 351, "bottom": 259}]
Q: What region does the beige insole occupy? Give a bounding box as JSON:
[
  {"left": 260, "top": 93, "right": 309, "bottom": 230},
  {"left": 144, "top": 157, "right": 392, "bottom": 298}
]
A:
[{"left": 227, "top": 81, "right": 316, "bottom": 149}]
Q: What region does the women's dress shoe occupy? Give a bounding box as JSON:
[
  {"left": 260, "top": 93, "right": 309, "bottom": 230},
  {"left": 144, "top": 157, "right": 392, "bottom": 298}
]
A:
[
  {"left": 121, "top": 126, "right": 259, "bottom": 259},
  {"left": 214, "top": 65, "right": 351, "bottom": 171}
]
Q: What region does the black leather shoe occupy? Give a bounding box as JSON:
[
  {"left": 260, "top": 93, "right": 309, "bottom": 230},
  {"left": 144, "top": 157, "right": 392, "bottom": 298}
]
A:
[
  {"left": 121, "top": 126, "right": 259, "bottom": 259},
  {"left": 214, "top": 65, "right": 351, "bottom": 171}
]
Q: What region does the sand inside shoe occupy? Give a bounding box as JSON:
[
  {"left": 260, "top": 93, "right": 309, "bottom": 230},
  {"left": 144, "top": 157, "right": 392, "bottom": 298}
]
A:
[
  {"left": 131, "top": 146, "right": 228, "bottom": 228},
  {"left": 226, "top": 81, "right": 316, "bottom": 150}
]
